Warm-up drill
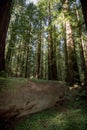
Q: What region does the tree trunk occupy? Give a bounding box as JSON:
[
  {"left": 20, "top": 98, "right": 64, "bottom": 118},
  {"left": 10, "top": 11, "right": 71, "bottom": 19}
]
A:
[
  {"left": 48, "top": 2, "right": 57, "bottom": 80},
  {"left": 6, "top": 23, "right": 16, "bottom": 76},
  {"left": 75, "top": 2, "right": 87, "bottom": 85},
  {"left": 66, "top": 21, "right": 80, "bottom": 85},
  {"left": 36, "top": 22, "right": 42, "bottom": 79},
  {"left": 0, "top": 0, "right": 12, "bottom": 72},
  {"left": 52, "top": 25, "right": 58, "bottom": 80},
  {"left": 25, "top": 46, "right": 30, "bottom": 78},
  {"left": 81, "top": 36, "right": 87, "bottom": 85},
  {"left": 64, "top": 0, "right": 80, "bottom": 85},
  {"left": 36, "top": 41, "right": 41, "bottom": 79},
  {"left": 80, "top": 0, "right": 87, "bottom": 29}
]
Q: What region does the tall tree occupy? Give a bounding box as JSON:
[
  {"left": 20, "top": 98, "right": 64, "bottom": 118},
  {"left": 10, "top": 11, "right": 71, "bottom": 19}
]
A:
[
  {"left": 63, "top": 0, "right": 80, "bottom": 85},
  {"left": 0, "top": 0, "right": 12, "bottom": 72},
  {"left": 80, "top": 0, "right": 87, "bottom": 29},
  {"left": 36, "top": 20, "right": 42, "bottom": 79},
  {"left": 48, "top": 1, "right": 57, "bottom": 80},
  {"left": 74, "top": 1, "right": 87, "bottom": 85}
]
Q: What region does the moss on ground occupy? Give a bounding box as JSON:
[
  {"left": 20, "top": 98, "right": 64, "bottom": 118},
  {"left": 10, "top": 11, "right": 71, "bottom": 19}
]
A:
[{"left": 11, "top": 107, "right": 87, "bottom": 130}]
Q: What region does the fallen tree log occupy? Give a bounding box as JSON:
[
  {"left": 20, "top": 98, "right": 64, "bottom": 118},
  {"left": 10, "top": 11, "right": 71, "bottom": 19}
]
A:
[{"left": 0, "top": 80, "right": 68, "bottom": 120}]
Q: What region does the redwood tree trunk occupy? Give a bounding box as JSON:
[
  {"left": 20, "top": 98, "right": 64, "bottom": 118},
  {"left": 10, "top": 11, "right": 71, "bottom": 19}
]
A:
[
  {"left": 64, "top": 0, "right": 80, "bottom": 85},
  {"left": 0, "top": 0, "right": 12, "bottom": 72},
  {"left": 80, "top": 0, "right": 87, "bottom": 29},
  {"left": 36, "top": 20, "right": 42, "bottom": 79},
  {"left": 48, "top": 2, "right": 57, "bottom": 80},
  {"left": 75, "top": 2, "right": 87, "bottom": 85}
]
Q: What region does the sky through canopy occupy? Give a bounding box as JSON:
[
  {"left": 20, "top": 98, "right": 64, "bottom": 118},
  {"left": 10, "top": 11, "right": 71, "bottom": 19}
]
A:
[{"left": 26, "top": 0, "right": 38, "bottom": 4}]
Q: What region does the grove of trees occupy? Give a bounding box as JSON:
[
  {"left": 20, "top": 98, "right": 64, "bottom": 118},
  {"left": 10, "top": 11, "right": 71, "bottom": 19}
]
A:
[{"left": 0, "top": 0, "right": 87, "bottom": 86}]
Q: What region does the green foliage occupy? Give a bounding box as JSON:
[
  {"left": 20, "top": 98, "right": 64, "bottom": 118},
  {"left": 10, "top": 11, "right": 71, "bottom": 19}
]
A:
[
  {"left": 5, "top": 0, "right": 87, "bottom": 83},
  {"left": 11, "top": 108, "right": 87, "bottom": 130}
]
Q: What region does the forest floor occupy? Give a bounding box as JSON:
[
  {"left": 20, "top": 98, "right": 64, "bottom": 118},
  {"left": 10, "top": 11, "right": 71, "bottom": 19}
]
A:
[{"left": 0, "top": 77, "right": 87, "bottom": 130}]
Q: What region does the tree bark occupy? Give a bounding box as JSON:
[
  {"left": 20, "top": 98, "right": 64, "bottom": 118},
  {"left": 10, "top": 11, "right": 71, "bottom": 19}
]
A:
[
  {"left": 64, "top": 0, "right": 80, "bottom": 85},
  {"left": 81, "top": 36, "right": 87, "bottom": 85},
  {"left": 80, "top": 0, "right": 87, "bottom": 29},
  {"left": 25, "top": 45, "right": 30, "bottom": 78},
  {"left": 0, "top": 0, "right": 12, "bottom": 72},
  {"left": 75, "top": 2, "right": 87, "bottom": 85},
  {"left": 48, "top": 2, "right": 57, "bottom": 80},
  {"left": 36, "top": 21, "right": 42, "bottom": 79}
]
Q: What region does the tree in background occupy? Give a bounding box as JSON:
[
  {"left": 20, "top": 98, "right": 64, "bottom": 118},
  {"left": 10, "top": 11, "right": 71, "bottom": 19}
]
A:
[
  {"left": 5, "top": 0, "right": 87, "bottom": 86},
  {"left": 47, "top": 1, "right": 57, "bottom": 80},
  {"left": 73, "top": 0, "right": 87, "bottom": 85},
  {"left": 63, "top": 0, "right": 80, "bottom": 85}
]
